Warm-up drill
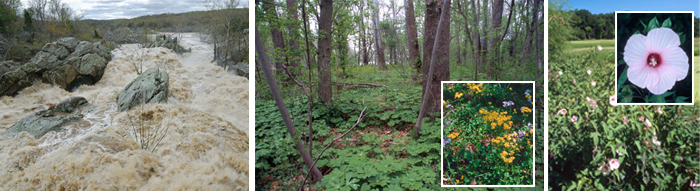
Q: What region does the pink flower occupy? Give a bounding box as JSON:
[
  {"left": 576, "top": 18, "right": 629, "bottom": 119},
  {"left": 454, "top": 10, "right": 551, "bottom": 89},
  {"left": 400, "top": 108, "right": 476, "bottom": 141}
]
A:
[
  {"left": 656, "top": 107, "right": 663, "bottom": 114},
  {"left": 558, "top": 71, "right": 563, "bottom": 75},
  {"left": 591, "top": 81, "right": 596, "bottom": 86},
  {"left": 556, "top": 109, "right": 568, "bottom": 115},
  {"left": 571, "top": 115, "right": 578, "bottom": 123},
  {"left": 573, "top": 79, "right": 576, "bottom": 84},
  {"left": 586, "top": 97, "right": 598, "bottom": 107},
  {"left": 609, "top": 95, "right": 617, "bottom": 106},
  {"left": 623, "top": 28, "right": 689, "bottom": 95},
  {"left": 644, "top": 118, "right": 652, "bottom": 127},
  {"left": 608, "top": 158, "right": 620, "bottom": 170},
  {"left": 622, "top": 116, "right": 629, "bottom": 124},
  {"left": 597, "top": 45, "right": 603, "bottom": 51},
  {"left": 587, "top": 70, "right": 592, "bottom": 75}
]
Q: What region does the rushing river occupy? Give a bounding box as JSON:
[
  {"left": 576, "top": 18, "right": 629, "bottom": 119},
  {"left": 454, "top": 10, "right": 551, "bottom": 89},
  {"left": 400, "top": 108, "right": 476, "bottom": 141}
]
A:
[{"left": 0, "top": 33, "right": 249, "bottom": 190}]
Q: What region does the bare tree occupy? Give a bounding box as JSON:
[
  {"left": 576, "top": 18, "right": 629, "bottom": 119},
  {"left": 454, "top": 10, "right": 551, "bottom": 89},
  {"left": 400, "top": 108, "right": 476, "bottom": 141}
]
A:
[{"left": 371, "top": 0, "right": 386, "bottom": 70}]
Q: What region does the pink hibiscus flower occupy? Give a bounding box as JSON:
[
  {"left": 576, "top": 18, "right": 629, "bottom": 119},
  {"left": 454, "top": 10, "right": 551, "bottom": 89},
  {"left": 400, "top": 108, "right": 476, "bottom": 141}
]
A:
[
  {"left": 623, "top": 28, "right": 689, "bottom": 95},
  {"left": 608, "top": 158, "right": 620, "bottom": 170},
  {"left": 609, "top": 95, "right": 617, "bottom": 106}
]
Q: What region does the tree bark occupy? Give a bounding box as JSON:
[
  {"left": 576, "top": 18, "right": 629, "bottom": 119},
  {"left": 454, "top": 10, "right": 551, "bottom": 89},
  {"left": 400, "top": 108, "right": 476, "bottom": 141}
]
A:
[
  {"left": 472, "top": 0, "right": 480, "bottom": 80},
  {"left": 416, "top": 0, "right": 451, "bottom": 139},
  {"left": 255, "top": 28, "right": 323, "bottom": 183},
  {"left": 262, "top": 0, "right": 287, "bottom": 82},
  {"left": 405, "top": 0, "right": 421, "bottom": 75},
  {"left": 489, "top": 0, "right": 503, "bottom": 79},
  {"left": 317, "top": 0, "right": 333, "bottom": 104},
  {"left": 372, "top": 0, "right": 386, "bottom": 70},
  {"left": 287, "top": 0, "right": 300, "bottom": 74},
  {"left": 421, "top": 0, "right": 451, "bottom": 115}
]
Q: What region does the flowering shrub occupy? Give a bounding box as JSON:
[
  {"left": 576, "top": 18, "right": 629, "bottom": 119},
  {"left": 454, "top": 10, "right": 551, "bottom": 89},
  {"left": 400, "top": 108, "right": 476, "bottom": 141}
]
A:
[
  {"left": 549, "top": 39, "right": 699, "bottom": 189},
  {"left": 616, "top": 13, "right": 693, "bottom": 103},
  {"left": 442, "top": 83, "right": 534, "bottom": 185}
]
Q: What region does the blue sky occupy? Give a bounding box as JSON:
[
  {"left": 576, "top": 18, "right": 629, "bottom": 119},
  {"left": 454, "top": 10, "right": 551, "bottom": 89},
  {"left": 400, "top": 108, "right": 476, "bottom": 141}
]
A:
[{"left": 566, "top": 0, "right": 700, "bottom": 17}]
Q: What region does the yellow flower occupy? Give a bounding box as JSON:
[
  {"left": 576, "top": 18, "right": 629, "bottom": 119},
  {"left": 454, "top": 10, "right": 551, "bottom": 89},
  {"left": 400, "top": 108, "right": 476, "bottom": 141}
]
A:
[
  {"left": 455, "top": 92, "right": 464, "bottom": 99},
  {"left": 448, "top": 132, "right": 459, "bottom": 139},
  {"left": 461, "top": 175, "right": 464, "bottom": 180},
  {"left": 525, "top": 94, "right": 532, "bottom": 99},
  {"left": 491, "top": 122, "right": 497, "bottom": 129},
  {"left": 509, "top": 87, "right": 512, "bottom": 90}
]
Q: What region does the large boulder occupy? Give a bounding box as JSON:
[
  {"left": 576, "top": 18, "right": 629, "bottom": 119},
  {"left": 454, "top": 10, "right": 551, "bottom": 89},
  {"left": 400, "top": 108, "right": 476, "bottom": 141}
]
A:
[
  {"left": 117, "top": 67, "right": 169, "bottom": 112},
  {"left": 0, "top": 37, "right": 112, "bottom": 96},
  {"left": 2, "top": 96, "right": 89, "bottom": 139},
  {"left": 147, "top": 35, "right": 191, "bottom": 54}
]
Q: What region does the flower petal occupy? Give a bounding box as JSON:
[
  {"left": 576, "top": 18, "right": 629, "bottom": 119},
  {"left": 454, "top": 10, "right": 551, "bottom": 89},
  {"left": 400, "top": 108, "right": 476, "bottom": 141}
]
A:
[
  {"left": 646, "top": 28, "right": 680, "bottom": 53},
  {"left": 624, "top": 34, "right": 648, "bottom": 68},
  {"left": 660, "top": 46, "right": 689, "bottom": 81},
  {"left": 647, "top": 63, "right": 677, "bottom": 95},
  {"left": 627, "top": 63, "right": 658, "bottom": 89}
]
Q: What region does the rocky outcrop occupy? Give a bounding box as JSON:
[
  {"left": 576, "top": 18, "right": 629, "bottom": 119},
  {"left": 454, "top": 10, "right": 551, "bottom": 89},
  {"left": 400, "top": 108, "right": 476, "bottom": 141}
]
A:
[
  {"left": 101, "top": 28, "right": 140, "bottom": 44},
  {"left": 117, "top": 67, "right": 169, "bottom": 112},
  {"left": 2, "top": 96, "right": 89, "bottom": 139},
  {"left": 147, "top": 35, "right": 190, "bottom": 54},
  {"left": 0, "top": 37, "right": 112, "bottom": 96}
]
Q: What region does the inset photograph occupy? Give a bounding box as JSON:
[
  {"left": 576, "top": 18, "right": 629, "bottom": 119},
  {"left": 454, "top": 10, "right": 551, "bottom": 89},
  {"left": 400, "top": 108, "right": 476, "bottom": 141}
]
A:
[
  {"left": 615, "top": 12, "right": 694, "bottom": 104},
  {"left": 441, "top": 82, "right": 535, "bottom": 187}
]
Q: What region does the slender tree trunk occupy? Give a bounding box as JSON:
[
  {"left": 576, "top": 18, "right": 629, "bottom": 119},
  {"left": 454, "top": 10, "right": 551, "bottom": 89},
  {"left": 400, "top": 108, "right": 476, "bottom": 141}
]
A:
[
  {"left": 472, "top": 0, "right": 480, "bottom": 80},
  {"left": 405, "top": 0, "right": 421, "bottom": 76},
  {"left": 421, "top": 0, "right": 451, "bottom": 114},
  {"left": 317, "top": 0, "right": 333, "bottom": 104},
  {"left": 533, "top": 0, "right": 542, "bottom": 76},
  {"left": 372, "top": 0, "right": 386, "bottom": 70},
  {"left": 255, "top": 28, "right": 323, "bottom": 183}
]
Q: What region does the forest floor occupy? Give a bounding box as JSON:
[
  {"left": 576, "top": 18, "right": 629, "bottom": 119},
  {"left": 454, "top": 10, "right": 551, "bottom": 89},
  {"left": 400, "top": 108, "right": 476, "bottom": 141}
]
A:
[{"left": 255, "top": 65, "right": 544, "bottom": 190}]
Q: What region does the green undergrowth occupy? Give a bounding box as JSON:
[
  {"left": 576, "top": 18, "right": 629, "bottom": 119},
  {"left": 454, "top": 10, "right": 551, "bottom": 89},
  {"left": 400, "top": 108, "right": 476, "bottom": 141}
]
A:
[
  {"left": 256, "top": 65, "right": 545, "bottom": 190},
  {"left": 549, "top": 47, "right": 700, "bottom": 190}
]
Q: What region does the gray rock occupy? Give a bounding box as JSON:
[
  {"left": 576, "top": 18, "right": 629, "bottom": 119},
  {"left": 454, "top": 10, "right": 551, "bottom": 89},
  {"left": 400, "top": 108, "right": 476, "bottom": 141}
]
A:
[
  {"left": 2, "top": 96, "right": 89, "bottom": 139},
  {"left": 52, "top": 96, "right": 88, "bottom": 113},
  {"left": 0, "top": 61, "right": 20, "bottom": 74},
  {"left": 0, "top": 38, "right": 112, "bottom": 96},
  {"left": 117, "top": 67, "right": 169, "bottom": 112}
]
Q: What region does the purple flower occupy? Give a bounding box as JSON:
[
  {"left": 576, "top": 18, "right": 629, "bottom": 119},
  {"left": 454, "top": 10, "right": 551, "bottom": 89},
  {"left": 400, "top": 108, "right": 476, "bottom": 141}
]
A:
[
  {"left": 443, "top": 137, "right": 450, "bottom": 147},
  {"left": 502, "top": 101, "right": 514, "bottom": 107},
  {"left": 517, "top": 130, "right": 526, "bottom": 138}
]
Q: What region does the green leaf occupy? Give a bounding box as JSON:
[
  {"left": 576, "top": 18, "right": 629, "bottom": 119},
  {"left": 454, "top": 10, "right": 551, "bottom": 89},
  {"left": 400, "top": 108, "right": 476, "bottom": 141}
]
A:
[
  {"left": 647, "top": 17, "right": 659, "bottom": 32},
  {"left": 618, "top": 66, "right": 628, "bottom": 92},
  {"left": 675, "top": 96, "right": 689, "bottom": 103},
  {"left": 661, "top": 17, "right": 672, "bottom": 28}
]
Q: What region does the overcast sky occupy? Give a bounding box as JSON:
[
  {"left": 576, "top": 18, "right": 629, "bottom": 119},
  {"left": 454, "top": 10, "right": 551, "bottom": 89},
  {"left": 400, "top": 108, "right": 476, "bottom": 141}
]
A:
[{"left": 20, "top": 0, "right": 249, "bottom": 20}]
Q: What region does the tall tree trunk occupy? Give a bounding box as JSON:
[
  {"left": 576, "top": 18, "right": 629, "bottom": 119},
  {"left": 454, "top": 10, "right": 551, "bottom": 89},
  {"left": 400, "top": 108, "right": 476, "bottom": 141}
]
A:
[
  {"left": 287, "top": 0, "right": 300, "bottom": 74},
  {"left": 255, "top": 28, "right": 323, "bottom": 183},
  {"left": 360, "top": 1, "right": 369, "bottom": 65},
  {"left": 472, "top": 0, "right": 480, "bottom": 80},
  {"left": 480, "top": 0, "right": 489, "bottom": 77},
  {"left": 317, "top": 0, "right": 333, "bottom": 104},
  {"left": 372, "top": 0, "right": 386, "bottom": 70},
  {"left": 533, "top": 0, "right": 542, "bottom": 77},
  {"left": 262, "top": 0, "right": 287, "bottom": 81},
  {"left": 421, "top": 0, "right": 451, "bottom": 114},
  {"left": 405, "top": 0, "right": 421, "bottom": 75},
  {"left": 490, "top": 0, "right": 503, "bottom": 79}
]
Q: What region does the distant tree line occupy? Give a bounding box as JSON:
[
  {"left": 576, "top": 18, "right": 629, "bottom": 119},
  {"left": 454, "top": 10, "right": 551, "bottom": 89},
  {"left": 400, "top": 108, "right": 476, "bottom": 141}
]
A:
[{"left": 566, "top": 9, "right": 700, "bottom": 40}]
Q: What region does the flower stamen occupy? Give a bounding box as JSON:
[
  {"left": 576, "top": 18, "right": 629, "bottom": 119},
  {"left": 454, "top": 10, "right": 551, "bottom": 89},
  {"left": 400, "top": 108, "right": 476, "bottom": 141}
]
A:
[{"left": 647, "top": 53, "right": 661, "bottom": 67}]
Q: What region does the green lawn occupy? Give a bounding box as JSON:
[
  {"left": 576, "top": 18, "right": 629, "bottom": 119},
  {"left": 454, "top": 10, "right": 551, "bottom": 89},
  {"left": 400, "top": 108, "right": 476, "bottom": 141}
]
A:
[{"left": 569, "top": 39, "right": 615, "bottom": 52}]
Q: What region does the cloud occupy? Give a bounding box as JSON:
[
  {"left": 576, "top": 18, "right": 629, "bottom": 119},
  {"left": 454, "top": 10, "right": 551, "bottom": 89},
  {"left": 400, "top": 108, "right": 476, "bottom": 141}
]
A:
[{"left": 22, "top": 0, "right": 248, "bottom": 20}]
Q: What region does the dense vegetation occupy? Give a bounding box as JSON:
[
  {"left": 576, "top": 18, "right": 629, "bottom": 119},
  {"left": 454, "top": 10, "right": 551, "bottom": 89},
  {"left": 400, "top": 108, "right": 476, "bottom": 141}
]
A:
[
  {"left": 256, "top": 0, "right": 544, "bottom": 189},
  {"left": 549, "top": 1, "right": 700, "bottom": 190}
]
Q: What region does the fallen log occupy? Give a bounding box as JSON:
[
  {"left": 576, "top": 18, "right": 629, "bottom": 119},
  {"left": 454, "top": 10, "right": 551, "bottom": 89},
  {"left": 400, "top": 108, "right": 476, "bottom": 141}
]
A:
[{"left": 333, "top": 82, "right": 388, "bottom": 88}]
